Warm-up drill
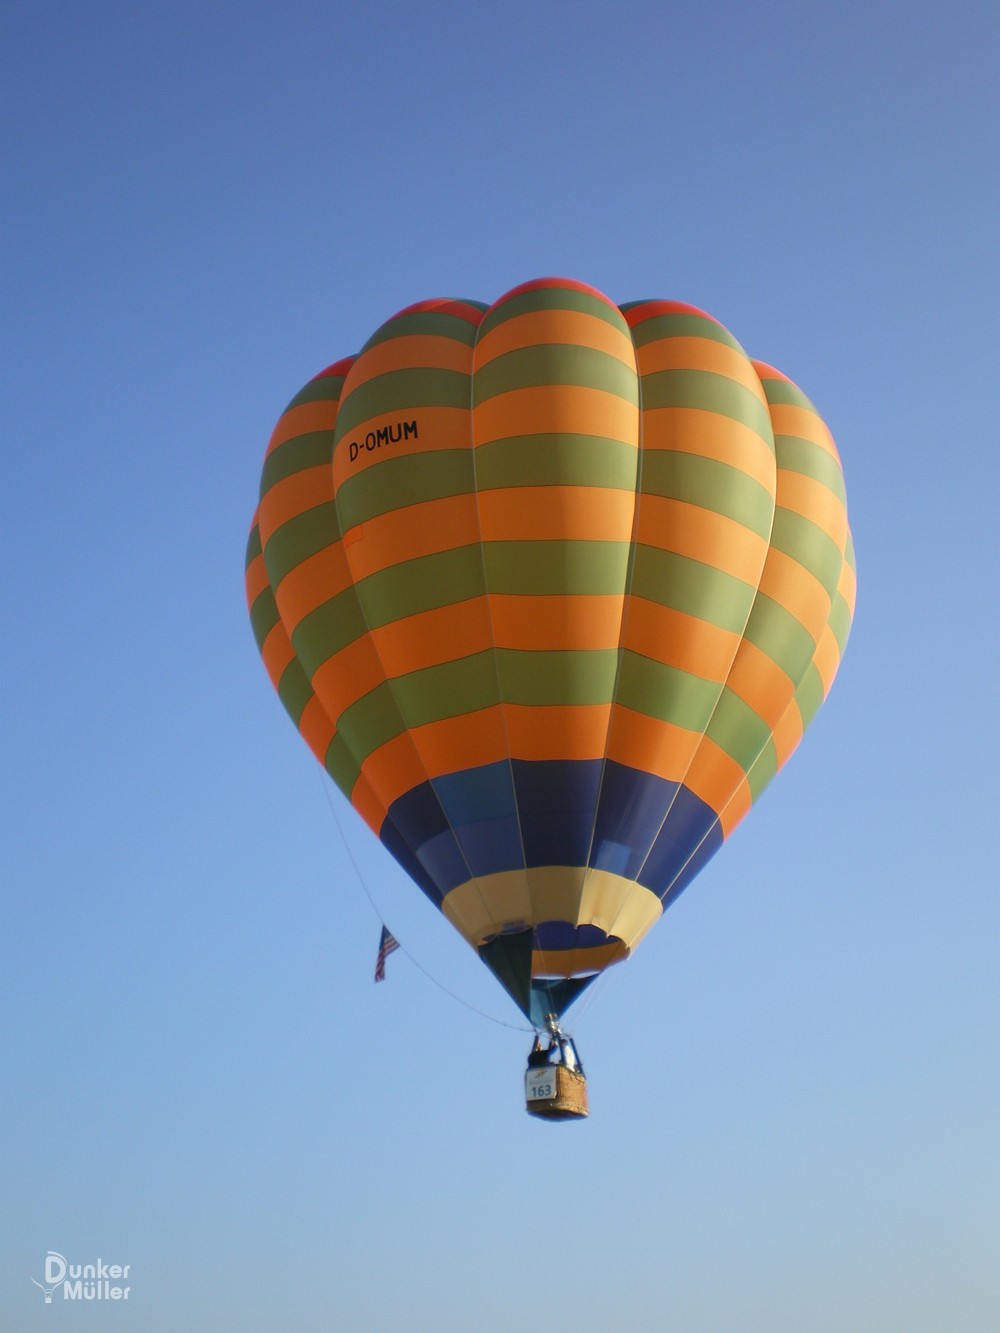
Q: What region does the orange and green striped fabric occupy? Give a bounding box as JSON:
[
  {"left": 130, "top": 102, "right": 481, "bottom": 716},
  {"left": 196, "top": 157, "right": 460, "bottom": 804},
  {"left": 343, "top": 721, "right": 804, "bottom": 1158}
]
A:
[{"left": 245, "top": 279, "right": 855, "bottom": 1025}]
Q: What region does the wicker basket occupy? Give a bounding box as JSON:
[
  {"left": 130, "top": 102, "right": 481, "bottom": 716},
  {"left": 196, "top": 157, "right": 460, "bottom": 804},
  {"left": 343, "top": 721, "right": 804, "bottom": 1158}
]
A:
[{"left": 525, "top": 1063, "right": 589, "bottom": 1120}]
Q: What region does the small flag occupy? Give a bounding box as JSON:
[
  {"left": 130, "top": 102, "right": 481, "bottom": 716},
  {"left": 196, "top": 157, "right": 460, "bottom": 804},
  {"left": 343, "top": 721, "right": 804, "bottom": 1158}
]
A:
[{"left": 374, "top": 925, "right": 400, "bottom": 983}]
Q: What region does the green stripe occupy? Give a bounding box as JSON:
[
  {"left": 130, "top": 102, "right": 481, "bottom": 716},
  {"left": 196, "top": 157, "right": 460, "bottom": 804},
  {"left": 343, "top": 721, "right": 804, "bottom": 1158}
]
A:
[
  {"left": 334, "top": 368, "right": 470, "bottom": 437},
  {"left": 482, "top": 540, "right": 630, "bottom": 596},
  {"left": 390, "top": 652, "right": 499, "bottom": 726},
  {"left": 794, "top": 663, "right": 826, "bottom": 729},
  {"left": 640, "top": 451, "right": 774, "bottom": 538},
  {"left": 336, "top": 680, "right": 420, "bottom": 762},
  {"left": 324, "top": 731, "right": 362, "bottom": 798},
  {"left": 361, "top": 308, "right": 484, "bottom": 351},
  {"left": 356, "top": 545, "right": 487, "bottom": 627},
  {"left": 292, "top": 586, "right": 371, "bottom": 669},
  {"left": 616, "top": 652, "right": 723, "bottom": 732},
  {"left": 284, "top": 373, "right": 351, "bottom": 412},
  {"left": 740, "top": 592, "right": 818, "bottom": 684},
  {"left": 704, "top": 686, "right": 775, "bottom": 775},
  {"left": 276, "top": 658, "right": 313, "bottom": 728},
  {"left": 746, "top": 738, "right": 778, "bottom": 800},
  {"left": 639, "top": 369, "right": 774, "bottom": 444},
  {"left": 249, "top": 587, "right": 280, "bottom": 649},
  {"left": 498, "top": 648, "right": 618, "bottom": 706},
  {"left": 262, "top": 501, "right": 341, "bottom": 587},
  {"left": 629, "top": 547, "right": 757, "bottom": 633},
  {"left": 473, "top": 344, "right": 638, "bottom": 406},
  {"left": 478, "top": 285, "right": 628, "bottom": 339},
  {"left": 769, "top": 509, "right": 844, "bottom": 597},
  {"left": 245, "top": 524, "right": 262, "bottom": 569},
  {"left": 844, "top": 528, "right": 856, "bottom": 572},
  {"left": 623, "top": 310, "right": 744, "bottom": 354},
  {"left": 828, "top": 591, "right": 853, "bottom": 655},
  {"left": 329, "top": 541, "right": 637, "bottom": 644},
  {"left": 775, "top": 435, "right": 846, "bottom": 503},
  {"left": 377, "top": 646, "right": 626, "bottom": 730},
  {"left": 260, "top": 431, "right": 334, "bottom": 494},
  {"left": 475, "top": 434, "right": 638, "bottom": 491},
  {"left": 759, "top": 376, "right": 819, "bottom": 415},
  {"left": 335, "top": 450, "right": 474, "bottom": 530}
]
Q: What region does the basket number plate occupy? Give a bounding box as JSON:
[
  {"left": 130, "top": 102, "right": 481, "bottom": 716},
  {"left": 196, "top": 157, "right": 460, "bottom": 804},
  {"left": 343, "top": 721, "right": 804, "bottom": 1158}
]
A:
[{"left": 525, "top": 1067, "right": 557, "bottom": 1101}]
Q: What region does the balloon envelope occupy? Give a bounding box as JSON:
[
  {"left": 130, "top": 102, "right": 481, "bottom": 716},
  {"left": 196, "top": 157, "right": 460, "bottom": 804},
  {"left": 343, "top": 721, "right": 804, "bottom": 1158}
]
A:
[{"left": 246, "top": 278, "right": 855, "bottom": 1025}]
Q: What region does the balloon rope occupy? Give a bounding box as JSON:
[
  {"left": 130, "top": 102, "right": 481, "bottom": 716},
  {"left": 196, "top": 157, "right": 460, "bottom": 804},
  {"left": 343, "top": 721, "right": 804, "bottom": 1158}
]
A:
[{"left": 318, "top": 772, "right": 533, "bottom": 1033}]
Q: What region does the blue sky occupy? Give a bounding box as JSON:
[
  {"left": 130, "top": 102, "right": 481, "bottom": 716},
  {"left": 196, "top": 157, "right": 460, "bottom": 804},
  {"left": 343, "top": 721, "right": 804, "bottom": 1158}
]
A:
[{"left": 4, "top": 2, "right": 998, "bottom": 1329}]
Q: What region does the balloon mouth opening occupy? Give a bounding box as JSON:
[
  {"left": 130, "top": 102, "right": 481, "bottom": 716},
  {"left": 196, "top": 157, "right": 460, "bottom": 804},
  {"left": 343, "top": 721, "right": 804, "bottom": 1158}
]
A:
[{"left": 477, "top": 927, "right": 623, "bottom": 1026}]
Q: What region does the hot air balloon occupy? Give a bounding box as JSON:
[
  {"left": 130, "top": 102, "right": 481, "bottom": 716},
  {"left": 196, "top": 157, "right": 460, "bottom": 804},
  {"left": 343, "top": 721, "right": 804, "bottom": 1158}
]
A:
[{"left": 245, "top": 278, "right": 855, "bottom": 1119}]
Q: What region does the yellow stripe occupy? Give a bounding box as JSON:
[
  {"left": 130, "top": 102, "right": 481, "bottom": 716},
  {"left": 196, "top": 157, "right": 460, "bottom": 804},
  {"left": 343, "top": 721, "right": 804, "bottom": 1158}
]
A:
[{"left": 441, "top": 867, "right": 662, "bottom": 953}]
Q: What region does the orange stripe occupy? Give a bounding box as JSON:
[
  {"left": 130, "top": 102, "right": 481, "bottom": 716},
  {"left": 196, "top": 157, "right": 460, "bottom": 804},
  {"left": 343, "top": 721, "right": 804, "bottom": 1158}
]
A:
[
  {"left": 606, "top": 705, "right": 702, "bottom": 783},
  {"left": 838, "top": 552, "right": 857, "bottom": 616},
  {"left": 297, "top": 695, "right": 337, "bottom": 766},
  {"left": 768, "top": 405, "right": 842, "bottom": 463},
  {"left": 769, "top": 698, "right": 804, "bottom": 771},
  {"left": 624, "top": 598, "right": 742, "bottom": 681},
  {"left": 259, "top": 464, "right": 334, "bottom": 538},
  {"left": 371, "top": 598, "right": 495, "bottom": 677},
  {"left": 361, "top": 706, "right": 510, "bottom": 810},
  {"left": 333, "top": 406, "right": 471, "bottom": 482},
  {"left": 342, "top": 493, "right": 481, "bottom": 580},
  {"left": 724, "top": 639, "right": 796, "bottom": 731},
  {"left": 478, "top": 485, "right": 635, "bottom": 543},
  {"left": 366, "top": 706, "right": 618, "bottom": 798},
  {"left": 640, "top": 407, "right": 776, "bottom": 493},
  {"left": 261, "top": 621, "right": 296, "bottom": 687},
  {"left": 776, "top": 470, "right": 847, "bottom": 545},
  {"left": 635, "top": 496, "right": 769, "bottom": 584},
  {"left": 756, "top": 547, "right": 830, "bottom": 644},
  {"left": 360, "top": 730, "right": 432, "bottom": 813},
  {"left": 505, "top": 704, "right": 613, "bottom": 761},
  {"left": 342, "top": 334, "right": 473, "bottom": 392},
  {"left": 490, "top": 593, "right": 624, "bottom": 651},
  {"left": 245, "top": 551, "right": 271, "bottom": 606},
  {"left": 636, "top": 335, "right": 766, "bottom": 400},
  {"left": 266, "top": 400, "right": 341, "bottom": 457},
  {"left": 812, "top": 625, "right": 842, "bottom": 698},
  {"left": 683, "top": 735, "right": 748, "bottom": 819},
  {"left": 413, "top": 705, "right": 511, "bottom": 775},
  {"left": 272, "top": 542, "right": 353, "bottom": 629},
  {"left": 718, "top": 776, "right": 752, "bottom": 837},
  {"left": 351, "top": 770, "right": 389, "bottom": 837},
  {"left": 311, "top": 635, "right": 388, "bottom": 725},
  {"left": 473, "top": 385, "right": 639, "bottom": 447},
  {"left": 474, "top": 309, "right": 636, "bottom": 370}
]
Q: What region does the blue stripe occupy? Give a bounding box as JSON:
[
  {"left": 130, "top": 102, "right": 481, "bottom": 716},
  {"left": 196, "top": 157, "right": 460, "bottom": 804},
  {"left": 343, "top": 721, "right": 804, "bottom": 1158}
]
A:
[
  {"left": 512, "top": 760, "right": 600, "bottom": 866},
  {"left": 379, "top": 815, "right": 445, "bottom": 907},
  {"left": 431, "top": 764, "right": 521, "bottom": 877},
  {"left": 638, "top": 784, "right": 723, "bottom": 901},
  {"left": 379, "top": 759, "right": 725, "bottom": 904}
]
